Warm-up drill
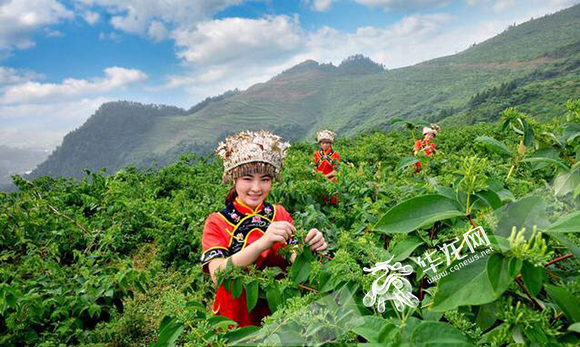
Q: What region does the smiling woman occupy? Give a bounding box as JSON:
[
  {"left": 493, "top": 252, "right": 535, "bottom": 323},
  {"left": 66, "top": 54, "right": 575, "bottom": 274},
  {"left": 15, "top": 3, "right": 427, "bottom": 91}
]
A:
[{"left": 200, "top": 130, "right": 328, "bottom": 327}]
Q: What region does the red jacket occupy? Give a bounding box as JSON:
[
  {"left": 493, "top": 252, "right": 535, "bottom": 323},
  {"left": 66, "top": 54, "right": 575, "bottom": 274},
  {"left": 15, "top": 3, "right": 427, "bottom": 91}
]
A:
[
  {"left": 201, "top": 198, "right": 294, "bottom": 326},
  {"left": 313, "top": 147, "right": 340, "bottom": 175}
]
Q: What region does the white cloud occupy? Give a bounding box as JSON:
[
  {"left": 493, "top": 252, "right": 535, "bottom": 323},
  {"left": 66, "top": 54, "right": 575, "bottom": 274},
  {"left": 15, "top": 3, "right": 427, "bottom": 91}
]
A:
[
  {"left": 44, "top": 29, "right": 64, "bottom": 38},
  {"left": 0, "top": 0, "right": 73, "bottom": 50},
  {"left": 305, "top": 0, "right": 336, "bottom": 11},
  {"left": 172, "top": 15, "right": 303, "bottom": 70},
  {"left": 466, "top": 0, "right": 579, "bottom": 12},
  {"left": 80, "top": 0, "right": 243, "bottom": 35},
  {"left": 0, "top": 67, "right": 147, "bottom": 104},
  {"left": 492, "top": 0, "right": 516, "bottom": 12},
  {"left": 354, "top": 0, "right": 444, "bottom": 10},
  {"left": 0, "top": 97, "right": 109, "bottom": 149},
  {"left": 0, "top": 66, "right": 44, "bottom": 85},
  {"left": 82, "top": 10, "right": 100, "bottom": 25},
  {"left": 147, "top": 20, "right": 169, "bottom": 42},
  {"left": 98, "top": 31, "right": 122, "bottom": 42}
]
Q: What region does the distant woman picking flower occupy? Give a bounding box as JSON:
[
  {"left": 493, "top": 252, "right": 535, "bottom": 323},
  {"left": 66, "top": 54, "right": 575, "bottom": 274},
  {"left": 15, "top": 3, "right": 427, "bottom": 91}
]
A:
[
  {"left": 412, "top": 124, "right": 440, "bottom": 173},
  {"left": 313, "top": 130, "right": 341, "bottom": 204},
  {"left": 200, "top": 130, "right": 328, "bottom": 327}
]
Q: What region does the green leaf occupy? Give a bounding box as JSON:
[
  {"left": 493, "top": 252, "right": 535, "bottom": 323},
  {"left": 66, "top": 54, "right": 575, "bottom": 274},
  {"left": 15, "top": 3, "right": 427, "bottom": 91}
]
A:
[
  {"left": 521, "top": 261, "right": 543, "bottom": 297},
  {"left": 352, "top": 316, "right": 387, "bottom": 343},
  {"left": 435, "top": 185, "right": 456, "bottom": 200},
  {"left": 224, "top": 325, "right": 261, "bottom": 343},
  {"left": 475, "top": 136, "right": 514, "bottom": 157},
  {"left": 522, "top": 120, "right": 534, "bottom": 147},
  {"left": 266, "top": 287, "right": 282, "bottom": 313},
  {"left": 486, "top": 253, "right": 510, "bottom": 295},
  {"left": 545, "top": 210, "right": 580, "bottom": 233},
  {"left": 508, "top": 257, "right": 522, "bottom": 279},
  {"left": 185, "top": 301, "right": 206, "bottom": 311},
  {"left": 378, "top": 322, "right": 398, "bottom": 343},
  {"left": 495, "top": 195, "right": 549, "bottom": 239},
  {"left": 568, "top": 323, "right": 580, "bottom": 333},
  {"left": 563, "top": 123, "right": 580, "bottom": 144},
  {"left": 290, "top": 251, "right": 312, "bottom": 284},
  {"left": 246, "top": 281, "right": 259, "bottom": 312},
  {"left": 526, "top": 148, "right": 561, "bottom": 171},
  {"left": 411, "top": 321, "right": 471, "bottom": 346},
  {"left": 475, "top": 303, "right": 498, "bottom": 331},
  {"left": 374, "top": 195, "right": 464, "bottom": 234},
  {"left": 231, "top": 278, "right": 243, "bottom": 299},
  {"left": 208, "top": 316, "right": 237, "bottom": 330},
  {"left": 554, "top": 170, "right": 580, "bottom": 197},
  {"left": 521, "top": 157, "right": 570, "bottom": 172},
  {"left": 391, "top": 235, "right": 424, "bottom": 262},
  {"left": 431, "top": 254, "right": 508, "bottom": 312},
  {"left": 475, "top": 190, "right": 503, "bottom": 210},
  {"left": 397, "top": 157, "right": 419, "bottom": 171},
  {"left": 545, "top": 284, "right": 580, "bottom": 323},
  {"left": 152, "top": 316, "right": 185, "bottom": 347},
  {"left": 541, "top": 131, "right": 564, "bottom": 147},
  {"left": 547, "top": 233, "right": 580, "bottom": 260}
]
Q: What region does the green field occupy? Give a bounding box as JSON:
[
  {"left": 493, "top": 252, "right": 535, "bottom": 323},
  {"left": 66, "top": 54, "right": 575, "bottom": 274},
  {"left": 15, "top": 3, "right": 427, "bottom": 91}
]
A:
[{"left": 3, "top": 100, "right": 580, "bottom": 345}]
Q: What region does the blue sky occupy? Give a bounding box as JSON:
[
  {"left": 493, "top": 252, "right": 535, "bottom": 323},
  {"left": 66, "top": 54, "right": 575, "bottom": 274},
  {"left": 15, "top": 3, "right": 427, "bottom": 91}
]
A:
[{"left": 0, "top": 0, "right": 578, "bottom": 149}]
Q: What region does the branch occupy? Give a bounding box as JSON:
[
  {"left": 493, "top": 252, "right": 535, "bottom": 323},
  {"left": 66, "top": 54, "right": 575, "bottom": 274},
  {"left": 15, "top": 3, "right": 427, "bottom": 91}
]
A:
[
  {"left": 298, "top": 284, "right": 318, "bottom": 292},
  {"left": 515, "top": 277, "right": 542, "bottom": 310},
  {"left": 544, "top": 254, "right": 573, "bottom": 267}
]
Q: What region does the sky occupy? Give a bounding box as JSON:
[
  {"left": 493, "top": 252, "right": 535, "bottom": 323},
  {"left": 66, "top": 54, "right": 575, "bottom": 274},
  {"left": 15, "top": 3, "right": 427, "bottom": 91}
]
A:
[{"left": 0, "top": 0, "right": 579, "bottom": 150}]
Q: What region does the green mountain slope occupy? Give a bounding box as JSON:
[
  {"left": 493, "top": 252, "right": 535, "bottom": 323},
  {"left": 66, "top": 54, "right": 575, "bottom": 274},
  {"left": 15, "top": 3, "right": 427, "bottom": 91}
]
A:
[{"left": 30, "top": 4, "right": 580, "bottom": 180}]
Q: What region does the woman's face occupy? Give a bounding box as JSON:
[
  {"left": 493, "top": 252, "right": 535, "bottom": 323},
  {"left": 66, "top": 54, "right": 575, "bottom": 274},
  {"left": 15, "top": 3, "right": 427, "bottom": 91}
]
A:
[
  {"left": 234, "top": 173, "right": 272, "bottom": 209},
  {"left": 320, "top": 141, "right": 332, "bottom": 151}
]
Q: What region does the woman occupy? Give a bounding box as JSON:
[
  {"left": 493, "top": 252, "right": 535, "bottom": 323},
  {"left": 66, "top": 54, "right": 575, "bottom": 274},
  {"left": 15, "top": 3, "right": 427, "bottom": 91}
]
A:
[
  {"left": 313, "top": 130, "right": 340, "bottom": 182},
  {"left": 313, "top": 130, "right": 340, "bottom": 204},
  {"left": 412, "top": 124, "right": 440, "bottom": 173},
  {"left": 201, "top": 131, "right": 328, "bottom": 327}
]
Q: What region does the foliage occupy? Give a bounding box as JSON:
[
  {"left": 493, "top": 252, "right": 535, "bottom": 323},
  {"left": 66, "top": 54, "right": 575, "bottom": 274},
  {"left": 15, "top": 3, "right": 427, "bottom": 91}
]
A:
[{"left": 1, "top": 101, "right": 580, "bottom": 346}]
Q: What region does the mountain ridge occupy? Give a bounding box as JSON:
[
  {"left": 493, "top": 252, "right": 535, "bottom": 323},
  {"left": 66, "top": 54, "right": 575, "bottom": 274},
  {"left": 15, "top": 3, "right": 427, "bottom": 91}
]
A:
[{"left": 26, "top": 4, "right": 580, "bottom": 182}]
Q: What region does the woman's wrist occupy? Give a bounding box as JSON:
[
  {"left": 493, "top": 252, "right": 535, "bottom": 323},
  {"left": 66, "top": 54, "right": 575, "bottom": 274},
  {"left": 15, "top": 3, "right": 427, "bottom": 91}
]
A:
[{"left": 253, "top": 237, "right": 269, "bottom": 253}]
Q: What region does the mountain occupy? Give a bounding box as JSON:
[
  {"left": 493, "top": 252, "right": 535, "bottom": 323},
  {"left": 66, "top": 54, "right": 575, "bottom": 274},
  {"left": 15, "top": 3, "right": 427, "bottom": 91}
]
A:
[{"left": 30, "top": 4, "right": 580, "bottom": 181}]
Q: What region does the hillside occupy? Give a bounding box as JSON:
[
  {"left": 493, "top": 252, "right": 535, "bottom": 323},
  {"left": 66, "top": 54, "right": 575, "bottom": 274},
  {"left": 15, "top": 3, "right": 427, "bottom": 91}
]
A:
[
  {"left": 3, "top": 102, "right": 580, "bottom": 344},
  {"left": 28, "top": 4, "right": 580, "bottom": 181}
]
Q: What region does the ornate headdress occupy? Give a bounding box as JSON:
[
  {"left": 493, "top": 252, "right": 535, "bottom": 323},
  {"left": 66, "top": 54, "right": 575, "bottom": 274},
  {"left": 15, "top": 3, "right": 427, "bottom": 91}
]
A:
[
  {"left": 316, "top": 130, "right": 336, "bottom": 143},
  {"left": 215, "top": 130, "right": 291, "bottom": 184},
  {"left": 422, "top": 123, "right": 441, "bottom": 137}
]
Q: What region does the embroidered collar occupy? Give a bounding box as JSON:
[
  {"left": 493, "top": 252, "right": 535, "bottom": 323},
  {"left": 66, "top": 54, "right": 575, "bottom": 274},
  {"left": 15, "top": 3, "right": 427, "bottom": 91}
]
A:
[
  {"left": 234, "top": 197, "right": 264, "bottom": 215},
  {"left": 321, "top": 147, "right": 333, "bottom": 154},
  {"left": 220, "top": 198, "right": 275, "bottom": 226}
]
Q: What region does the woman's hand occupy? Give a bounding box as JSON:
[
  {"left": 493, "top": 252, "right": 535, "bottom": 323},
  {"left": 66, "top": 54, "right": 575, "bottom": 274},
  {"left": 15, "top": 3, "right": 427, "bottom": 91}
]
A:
[
  {"left": 257, "top": 221, "right": 296, "bottom": 251},
  {"left": 305, "top": 228, "right": 327, "bottom": 252}
]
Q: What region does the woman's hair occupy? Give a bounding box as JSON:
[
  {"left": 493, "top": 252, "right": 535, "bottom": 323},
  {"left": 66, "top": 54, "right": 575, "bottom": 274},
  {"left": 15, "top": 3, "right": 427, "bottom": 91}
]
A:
[{"left": 225, "top": 186, "right": 238, "bottom": 205}]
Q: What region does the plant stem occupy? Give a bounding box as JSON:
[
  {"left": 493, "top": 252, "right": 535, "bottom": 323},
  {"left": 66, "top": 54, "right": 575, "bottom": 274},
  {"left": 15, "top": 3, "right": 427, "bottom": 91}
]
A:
[
  {"left": 467, "top": 215, "right": 478, "bottom": 229},
  {"left": 506, "top": 164, "right": 516, "bottom": 182},
  {"left": 298, "top": 284, "right": 318, "bottom": 292},
  {"left": 544, "top": 254, "right": 573, "bottom": 267},
  {"left": 188, "top": 321, "right": 211, "bottom": 346},
  {"left": 515, "top": 277, "right": 542, "bottom": 310}
]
